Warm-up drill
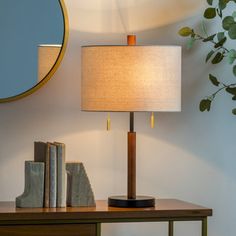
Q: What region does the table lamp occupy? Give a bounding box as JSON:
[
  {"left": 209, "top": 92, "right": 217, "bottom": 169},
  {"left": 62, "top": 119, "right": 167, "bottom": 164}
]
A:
[{"left": 81, "top": 35, "right": 181, "bottom": 208}]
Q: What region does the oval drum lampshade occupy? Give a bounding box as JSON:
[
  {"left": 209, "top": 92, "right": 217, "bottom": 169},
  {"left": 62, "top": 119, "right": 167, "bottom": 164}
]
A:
[{"left": 81, "top": 45, "right": 181, "bottom": 112}]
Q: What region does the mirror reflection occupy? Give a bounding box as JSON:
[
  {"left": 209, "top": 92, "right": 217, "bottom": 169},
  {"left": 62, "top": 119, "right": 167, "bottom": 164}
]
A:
[{"left": 0, "top": 0, "right": 64, "bottom": 99}]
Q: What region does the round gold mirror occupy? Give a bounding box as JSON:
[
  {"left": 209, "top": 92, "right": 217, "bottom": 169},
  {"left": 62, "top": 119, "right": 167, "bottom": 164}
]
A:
[{"left": 0, "top": 0, "right": 69, "bottom": 103}]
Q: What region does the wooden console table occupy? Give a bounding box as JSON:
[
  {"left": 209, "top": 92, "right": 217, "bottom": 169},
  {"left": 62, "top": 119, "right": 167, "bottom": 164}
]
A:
[{"left": 0, "top": 199, "right": 212, "bottom": 236}]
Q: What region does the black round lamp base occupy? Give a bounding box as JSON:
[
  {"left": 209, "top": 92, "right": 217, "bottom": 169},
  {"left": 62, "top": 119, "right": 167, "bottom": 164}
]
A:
[{"left": 108, "top": 196, "right": 155, "bottom": 208}]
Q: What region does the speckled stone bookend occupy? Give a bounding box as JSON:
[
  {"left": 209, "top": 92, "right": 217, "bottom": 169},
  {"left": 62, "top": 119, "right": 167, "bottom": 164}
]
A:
[
  {"left": 16, "top": 161, "right": 44, "bottom": 208},
  {"left": 66, "top": 162, "right": 95, "bottom": 207}
]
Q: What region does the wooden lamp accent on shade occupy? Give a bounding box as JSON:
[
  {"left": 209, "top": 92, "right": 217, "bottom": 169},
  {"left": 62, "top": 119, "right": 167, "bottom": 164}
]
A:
[{"left": 81, "top": 35, "right": 181, "bottom": 207}]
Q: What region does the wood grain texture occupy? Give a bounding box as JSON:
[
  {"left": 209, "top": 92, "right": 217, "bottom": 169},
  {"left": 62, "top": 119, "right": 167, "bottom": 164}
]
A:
[
  {"left": 0, "top": 224, "right": 96, "bottom": 236},
  {"left": 127, "top": 132, "right": 136, "bottom": 199},
  {"left": 127, "top": 35, "right": 136, "bottom": 46},
  {"left": 0, "top": 199, "right": 212, "bottom": 224}
]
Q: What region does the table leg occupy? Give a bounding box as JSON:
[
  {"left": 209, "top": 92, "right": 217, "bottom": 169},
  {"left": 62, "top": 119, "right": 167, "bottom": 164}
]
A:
[
  {"left": 202, "top": 218, "right": 207, "bottom": 236},
  {"left": 168, "top": 220, "right": 174, "bottom": 236},
  {"left": 96, "top": 223, "right": 101, "bottom": 236}
]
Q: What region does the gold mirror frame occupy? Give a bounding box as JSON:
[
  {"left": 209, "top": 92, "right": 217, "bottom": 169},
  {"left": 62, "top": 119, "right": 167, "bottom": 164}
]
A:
[{"left": 0, "top": 0, "right": 69, "bottom": 103}]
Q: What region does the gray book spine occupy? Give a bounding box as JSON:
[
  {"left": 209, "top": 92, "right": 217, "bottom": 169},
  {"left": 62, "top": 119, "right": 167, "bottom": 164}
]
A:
[
  {"left": 49, "top": 144, "right": 57, "bottom": 208},
  {"left": 34, "top": 141, "right": 50, "bottom": 208},
  {"left": 55, "top": 143, "right": 66, "bottom": 207}
]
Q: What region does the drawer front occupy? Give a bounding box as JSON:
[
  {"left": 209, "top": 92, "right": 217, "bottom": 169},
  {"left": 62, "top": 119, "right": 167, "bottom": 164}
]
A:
[{"left": 0, "top": 224, "right": 97, "bottom": 236}]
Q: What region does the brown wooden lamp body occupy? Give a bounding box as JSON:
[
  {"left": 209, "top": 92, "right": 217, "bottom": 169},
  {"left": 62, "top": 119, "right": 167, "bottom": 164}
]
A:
[
  {"left": 108, "top": 36, "right": 155, "bottom": 208},
  {"left": 128, "top": 130, "right": 136, "bottom": 199},
  {"left": 127, "top": 36, "right": 136, "bottom": 200}
]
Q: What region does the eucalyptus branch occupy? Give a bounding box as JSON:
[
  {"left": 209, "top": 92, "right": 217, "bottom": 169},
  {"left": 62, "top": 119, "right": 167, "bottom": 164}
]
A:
[
  {"left": 178, "top": 0, "right": 236, "bottom": 115},
  {"left": 199, "top": 81, "right": 236, "bottom": 112},
  {"left": 195, "top": 33, "right": 229, "bottom": 53},
  {"left": 211, "top": 83, "right": 236, "bottom": 99}
]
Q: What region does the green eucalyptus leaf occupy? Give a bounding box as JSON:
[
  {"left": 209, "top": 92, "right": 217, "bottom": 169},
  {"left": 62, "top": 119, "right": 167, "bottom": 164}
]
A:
[
  {"left": 219, "top": 0, "right": 227, "bottom": 10},
  {"left": 212, "top": 52, "right": 224, "bottom": 64},
  {"left": 199, "top": 99, "right": 212, "bottom": 112},
  {"left": 226, "top": 87, "right": 236, "bottom": 95},
  {"left": 209, "top": 74, "right": 220, "bottom": 86},
  {"left": 204, "top": 8, "right": 216, "bottom": 19},
  {"left": 203, "top": 34, "right": 216, "bottom": 42},
  {"left": 206, "top": 50, "right": 215, "bottom": 63},
  {"left": 227, "top": 49, "right": 236, "bottom": 64},
  {"left": 214, "top": 37, "right": 227, "bottom": 48},
  {"left": 217, "top": 32, "right": 225, "bottom": 41},
  {"left": 232, "top": 108, "right": 236, "bottom": 115},
  {"left": 178, "top": 27, "right": 193, "bottom": 37},
  {"left": 207, "top": 0, "right": 213, "bottom": 5},
  {"left": 233, "top": 65, "right": 236, "bottom": 76},
  {"left": 222, "top": 16, "right": 235, "bottom": 30},
  {"left": 228, "top": 24, "right": 236, "bottom": 39},
  {"left": 232, "top": 11, "right": 236, "bottom": 18}
]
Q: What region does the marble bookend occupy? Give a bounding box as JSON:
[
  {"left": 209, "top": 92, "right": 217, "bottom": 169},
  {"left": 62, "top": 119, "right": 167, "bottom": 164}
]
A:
[
  {"left": 16, "top": 161, "right": 44, "bottom": 208},
  {"left": 66, "top": 162, "right": 95, "bottom": 207}
]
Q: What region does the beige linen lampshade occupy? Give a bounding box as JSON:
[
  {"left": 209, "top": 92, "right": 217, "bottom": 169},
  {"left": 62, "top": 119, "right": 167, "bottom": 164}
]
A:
[
  {"left": 38, "top": 44, "right": 61, "bottom": 82},
  {"left": 81, "top": 45, "right": 181, "bottom": 112}
]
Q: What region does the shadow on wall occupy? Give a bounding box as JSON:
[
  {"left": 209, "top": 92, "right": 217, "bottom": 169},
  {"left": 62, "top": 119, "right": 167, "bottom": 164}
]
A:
[{"left": 67, "top": 0, "right": 205, "bottom": 33}]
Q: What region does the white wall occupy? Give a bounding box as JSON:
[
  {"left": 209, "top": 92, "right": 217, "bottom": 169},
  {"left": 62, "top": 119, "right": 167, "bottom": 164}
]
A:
[{"left": 0, "top": 0, "right": 235, "bottom": 235}]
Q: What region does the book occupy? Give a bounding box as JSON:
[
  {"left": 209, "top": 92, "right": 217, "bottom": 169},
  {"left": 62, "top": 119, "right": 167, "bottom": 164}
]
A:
[
  {"left": 54, "top": 142, "right": 66, "bottom": 207},
  {"left": 49, "top": 143, "right": 57, "bottom": 208},
  {"left": 34, "top": 141, "right": 47, "bottom": 163},
  {"left": 34, "top": 141, "right": 50, "bottom": 208}
]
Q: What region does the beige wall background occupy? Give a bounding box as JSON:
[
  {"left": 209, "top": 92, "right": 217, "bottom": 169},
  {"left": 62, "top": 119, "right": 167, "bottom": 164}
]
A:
[{"left": 0, "top": 0, "right": 235, "bottom": 235}]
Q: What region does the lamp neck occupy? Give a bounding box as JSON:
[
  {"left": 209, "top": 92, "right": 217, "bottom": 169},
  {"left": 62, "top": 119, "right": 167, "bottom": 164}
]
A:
[
  {"left": 129, "top": 112, "right": 134, "bottom": 132},
  {"left": 128, "top": 35, "right": 136, "bottom": 134}
]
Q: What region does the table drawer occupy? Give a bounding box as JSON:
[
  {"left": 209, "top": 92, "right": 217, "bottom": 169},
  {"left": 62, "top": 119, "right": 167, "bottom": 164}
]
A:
[{"left": 0, "top": 224, "right": 97, "bottom": 236}]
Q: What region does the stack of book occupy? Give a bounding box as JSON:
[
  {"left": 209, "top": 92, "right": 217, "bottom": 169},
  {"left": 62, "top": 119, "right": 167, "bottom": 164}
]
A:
[{"left": 34, "top": 141, "right": 66, "bottom": 208}]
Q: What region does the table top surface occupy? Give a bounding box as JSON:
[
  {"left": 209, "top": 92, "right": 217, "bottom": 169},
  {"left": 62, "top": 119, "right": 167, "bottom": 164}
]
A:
[{"left": 0, "top": 199, "right": 212, "bottom": 222}]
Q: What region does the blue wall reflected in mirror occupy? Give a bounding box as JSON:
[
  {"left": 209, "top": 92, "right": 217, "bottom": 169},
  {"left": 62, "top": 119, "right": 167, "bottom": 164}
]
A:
[{"left": 0, "top": 0, "right": 64, "bottom": 99}]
